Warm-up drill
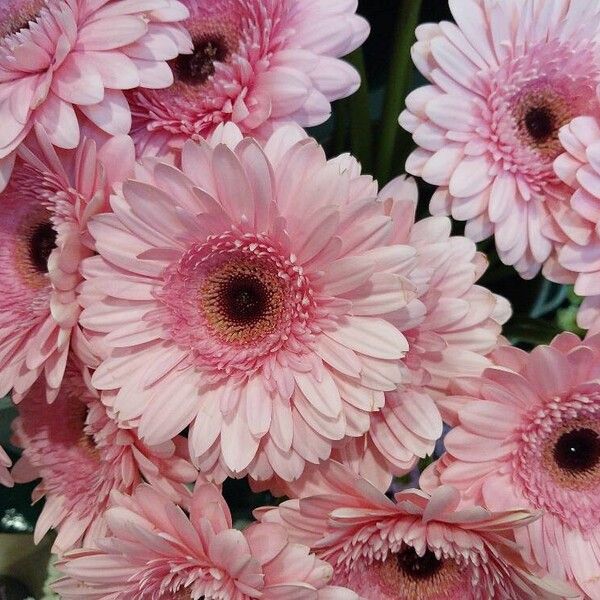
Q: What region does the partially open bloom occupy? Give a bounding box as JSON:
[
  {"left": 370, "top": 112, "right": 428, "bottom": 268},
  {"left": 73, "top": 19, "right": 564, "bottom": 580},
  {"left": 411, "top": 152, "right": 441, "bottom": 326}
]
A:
[
  {"left": 82, "top": 125, "right": 416, "bottom": 484},
  {"left": 258, "top": 462, "right": 571, "bottom": 599},
  {"left": 0, "top": 128, "right": 135, "bottom": 401},
  {"left": 0, "top": 444, "right": 12, "bottom": 487},
  {"left": 422, "top": 333, "right": 600, "bottom": 599},
  {"left": 0, "top": 0, "right": 191, "bottom": 188},
  {"left": 551, "top": 116, "right": 600, "bottom": 331},
  {"left": 254, "top": 176, "right": 510, "bottom": 494},
  {"left": 11, "top": 360, "right": 196, "bottom": 554},
  {"left": 128, "top": 0, "right": 369, "bottom": 156},
  {"left": 54, "top": 481, "right": 359, "bottom": 599},
  {"left": 400, "top": 0, "right": 600, "bottom": 278}
]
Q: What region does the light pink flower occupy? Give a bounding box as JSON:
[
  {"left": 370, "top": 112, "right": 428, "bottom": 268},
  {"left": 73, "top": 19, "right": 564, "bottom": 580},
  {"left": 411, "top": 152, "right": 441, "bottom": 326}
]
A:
[
  {"left": 551, "top": 116, "right": 600, "bottom": 331},
  {"left": 54, "top": 481, "right": 359, "bottom": 600},
  {"left": 0, "top": 0, "right": 191, "bottom": 188},
  {"left": 422, "top": 333, "right": 600, "bottom": 599},
  {"left": 400, "top": 0, "right": 600, "bottom": 279},
  {"left": 254, "top": 176, "right": 510, "bottom": 494},
  {"left": 0, "top": 444, "right": 12, "bottom": 487},
  {"left": 258, "top": 461, "right": 571, "bottom": 600},
  {"left": 81, "top": 124, "right": 414, "bottom": 484},
  {"left": 0, "top": 127, "right": 135, "bottom": 402},
  {"left": 128, "top": 0, "right": 369, "bottom": 156},
  {"left": 11, "top": 359, "right": 196, "bottom": 554}
]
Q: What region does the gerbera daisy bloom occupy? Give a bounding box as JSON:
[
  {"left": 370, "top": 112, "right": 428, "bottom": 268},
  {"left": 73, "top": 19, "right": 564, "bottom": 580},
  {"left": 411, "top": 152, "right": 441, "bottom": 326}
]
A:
[
  {"left": 421, "top": 332, "right": 600, "bottom": 598},
  {"left": 0, "top": 0, "right": 191, "bottom": 188},
  {"left": 399, "top": 0, "right": 600, "bottom": 279},
  {"left": 253, "top": 175, "right": 510, "bottom": 494},
  {"left": 551, "top": 116, "right": 600, "bottom": 331},
  {"left": 81, "top": 124, "right": 414, "bottom": 483},
  {"left": 0, "top": 127, "right": 135, "bottom": 402},
  {"left": 54, "top": 480, "right": 359, "bottom": 599},
  {"left": 128, "top": 0, "right": 369, "bottom": 156},
  {"left": 11, "top": 359, "right": 196, "bottom": 554},
  {"left": 257, "top": 461, "right": 572, "bottom": 599},
  {"left": 0, "top": 444, "right": 13, "bottom": 487}
]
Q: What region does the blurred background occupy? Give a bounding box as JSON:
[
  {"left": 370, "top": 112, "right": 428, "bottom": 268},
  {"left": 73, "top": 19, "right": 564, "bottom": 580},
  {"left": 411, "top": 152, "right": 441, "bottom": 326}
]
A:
[{"left": 0, "top": 1, "right": 582, "bottom": 597}]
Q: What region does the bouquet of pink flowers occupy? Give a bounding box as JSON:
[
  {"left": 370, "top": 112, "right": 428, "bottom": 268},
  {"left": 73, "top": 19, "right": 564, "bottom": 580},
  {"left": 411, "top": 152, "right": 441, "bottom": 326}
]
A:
[{"left": 0, "top": 1, "right": 599, "bottom": 599}]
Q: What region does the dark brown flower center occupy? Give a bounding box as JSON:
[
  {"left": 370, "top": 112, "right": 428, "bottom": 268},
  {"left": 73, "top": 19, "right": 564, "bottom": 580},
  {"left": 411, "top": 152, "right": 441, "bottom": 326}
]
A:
[
  {"left": 524, "top": 106, "right": 555, "bottom": 142},
  {"left": 554, "top": 428, "right": 600, "bottom": 473},
  {"left": 199, "top": 259, "right": 286, "bottom": 344},
  {"left": 513, "top": 87, "right": 572, "bottom": 157},
  {"left": 396, "top": 547, "right": 443, "bottom": 581},
  {"left": 176, "top": 34, "right": 230, "bottom": 85},
  {"left": 29, "top": 221, "right": 56, "bottom": 274},
  {"left": 220, "top": 274, "right": 269, "bottom": 325}
]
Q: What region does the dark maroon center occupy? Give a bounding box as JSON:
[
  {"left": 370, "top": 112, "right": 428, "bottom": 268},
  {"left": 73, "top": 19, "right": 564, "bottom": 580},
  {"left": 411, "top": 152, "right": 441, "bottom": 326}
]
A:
[
  {"left": 396, "top": 547, "right": 443, "bottom": 580},
  {"left": 29, "top": 221, "right": 56, "bottom": 273},
  {"left": 220, "top": 274, "right": 269, "bottom": 325},
  {"left": 524, "top": 106, "right": 556, "bottom": 142},
  {"left": 554, "top": 428, "right": 600, "bottom": 473},
  {"left": 176, "top": 35, "right": 229, "bottom": 85}
]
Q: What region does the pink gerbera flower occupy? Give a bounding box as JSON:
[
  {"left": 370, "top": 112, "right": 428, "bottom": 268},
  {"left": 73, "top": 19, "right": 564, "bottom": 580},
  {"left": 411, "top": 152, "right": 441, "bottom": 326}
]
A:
[
  {"left": 253, "top": 175, "right": 510, "bottom": 494},
  {"left": 0, "top": 0, "right": 191, "bottom": 188},
  {"left": 0, "top": 444, "right": 13, "bottom": 487},
  {"left": 11, "top": 359, "right": 196, "bottom": 554},
  {"left": 81, "top": 125, "right": 414, "bottom": 483},
  {"left": 258, "top": 461, "right": 571, "bottom": 599},
  {"left": 422, "top": 333, "right": 600, "bottom": 598},
  {"left": 550, "top": 116, "right": 600, "bottom": 331},
  {"left": 400, "top": 0, "right": 600, "bottom": 279},
  {"left": 54, "top": 480, "right": 359, "bottom": 599},
  {"left": 128, "top": 0, "right": 369, "bottom": 156},
  {"left": 0, "top": 127, "right": 135, "bottom": 402}
]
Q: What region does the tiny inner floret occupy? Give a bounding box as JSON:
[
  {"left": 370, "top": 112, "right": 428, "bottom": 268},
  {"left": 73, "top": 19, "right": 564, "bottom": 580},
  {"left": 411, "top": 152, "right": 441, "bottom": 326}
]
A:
[
  {"left": 199, "top": 259, "right": 286, "bottom": 344},
  {"left": 377, "top": 545, "right": 463, "bottom": 599}
]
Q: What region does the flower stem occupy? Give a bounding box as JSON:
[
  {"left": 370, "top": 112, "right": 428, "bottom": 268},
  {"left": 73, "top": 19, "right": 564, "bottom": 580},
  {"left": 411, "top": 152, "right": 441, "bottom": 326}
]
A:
[
  {"left": 345, "top": 49, "right": 373, "bottom": 173},
  {"left": 375, "top": 0, "right": 422, "bottom": 184}
]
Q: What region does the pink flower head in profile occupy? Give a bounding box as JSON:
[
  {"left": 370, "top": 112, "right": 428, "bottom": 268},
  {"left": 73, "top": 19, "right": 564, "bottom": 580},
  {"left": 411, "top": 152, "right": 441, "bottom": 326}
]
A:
[
  {"left": 0, "top": 0, "right": 191, "bottom": 188},
  {"left": 422, "top": 333, "right": 600, "bottom": 599},
  {"left": 551, "top": 116, "right": 600, "bottom": 331},
  {"left": 128, "top": 0, "right": 369, "bottom": 156},
  {"left": 0, "top": 444, "right": 12, "bottom": 487},
  {"left": 0, "top": 127, "right": 135, "bottom": 402},
  {"left": 54, "top": 480, "right": 359, "bottom": 600},
  {"left": 11, "top": 359, "right": 196, "bottom": 554},
  {"left": 257, "top": 462, "right": 571, "bottom": 600},
  {"left": 81, "top": 124, "right": 415, "bottom": 484},
  {"left": 254, "top": 175, "right": 510, "bottom": 494},
  {"left": 400, "top": 0, "right": 600, "bottom": 279}
]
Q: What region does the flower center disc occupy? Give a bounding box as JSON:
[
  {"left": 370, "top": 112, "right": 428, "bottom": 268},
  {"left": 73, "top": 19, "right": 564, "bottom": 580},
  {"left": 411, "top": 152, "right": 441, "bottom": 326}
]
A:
[
  {"left": 396, "top": 547, "right": 443, "bottom": 581},
  {"left": 199, "top": 259, "right": 286, "bottom": 344},
  {"left": 554, "top": 427, "right": 600, "bottom": 473},
  {"left": 377, "top": 545, "right": 463, "bottom": 600},
  {"left": 29, "top": 221, "right": 56, "bottom": 274},
  {"left": 175, "top": 31, "right": 232, "bottom": 85},
  {"left": 513, "top": 87, "right": 572, "bottom": 157}
]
